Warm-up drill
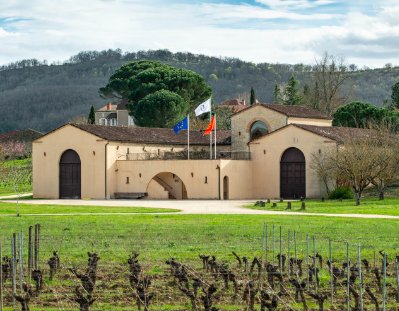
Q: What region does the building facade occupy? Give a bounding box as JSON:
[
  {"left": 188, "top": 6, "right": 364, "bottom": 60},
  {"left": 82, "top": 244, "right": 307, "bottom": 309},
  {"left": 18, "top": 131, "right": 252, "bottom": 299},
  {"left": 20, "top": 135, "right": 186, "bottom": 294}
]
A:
[
  {"left": 95, "top": 102, "right": 134, "bottom": 127},
  {"left": 33, "top": 103, "right": 354, "bottom": 200}
]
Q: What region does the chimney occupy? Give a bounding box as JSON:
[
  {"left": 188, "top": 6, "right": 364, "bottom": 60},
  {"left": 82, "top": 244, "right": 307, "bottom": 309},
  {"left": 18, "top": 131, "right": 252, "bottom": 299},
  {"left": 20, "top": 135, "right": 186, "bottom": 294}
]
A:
[{"left": 107, "top": 103, "right": 112, "bottom": 110}]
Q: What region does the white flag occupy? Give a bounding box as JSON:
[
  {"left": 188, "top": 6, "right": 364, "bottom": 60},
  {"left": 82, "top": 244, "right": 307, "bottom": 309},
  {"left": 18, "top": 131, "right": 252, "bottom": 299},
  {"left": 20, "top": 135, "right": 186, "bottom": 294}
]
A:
[{"left": 195, "top": 98, "right": 211, "bottom": 116}]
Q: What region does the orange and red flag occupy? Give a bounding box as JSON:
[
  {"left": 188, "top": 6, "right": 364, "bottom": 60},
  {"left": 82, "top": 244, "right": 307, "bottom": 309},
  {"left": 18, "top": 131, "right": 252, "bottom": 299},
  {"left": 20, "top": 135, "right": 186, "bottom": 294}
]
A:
[{"left": 203, "top": 115, "right": 215, "bottom": 136}]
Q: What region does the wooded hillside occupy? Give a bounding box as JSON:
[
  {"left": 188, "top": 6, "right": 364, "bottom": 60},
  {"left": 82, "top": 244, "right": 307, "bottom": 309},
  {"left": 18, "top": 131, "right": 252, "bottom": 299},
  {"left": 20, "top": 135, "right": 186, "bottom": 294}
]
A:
[{"left": 1, "top": 49, "right": 398, "bottom": 133}]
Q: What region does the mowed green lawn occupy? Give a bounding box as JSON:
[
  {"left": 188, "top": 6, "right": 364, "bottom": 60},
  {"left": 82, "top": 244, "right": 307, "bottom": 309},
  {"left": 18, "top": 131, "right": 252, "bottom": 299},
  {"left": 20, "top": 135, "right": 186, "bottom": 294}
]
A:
[
  {"left": 0, "top": 201, "right": 179, "bottom": 214},
  {"left": 247, "top": 197, "right": 399, "bottom": 216},
  {"left": 0, "top": 206, "right": 398, "bottom": 265}
]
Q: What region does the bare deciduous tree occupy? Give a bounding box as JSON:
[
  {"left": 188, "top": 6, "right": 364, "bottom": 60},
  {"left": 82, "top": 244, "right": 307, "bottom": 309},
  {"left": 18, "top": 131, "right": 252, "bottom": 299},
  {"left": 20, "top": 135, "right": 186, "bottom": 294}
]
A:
[{"left": 309, "top": 52, "right": 349, "bottom": 115}]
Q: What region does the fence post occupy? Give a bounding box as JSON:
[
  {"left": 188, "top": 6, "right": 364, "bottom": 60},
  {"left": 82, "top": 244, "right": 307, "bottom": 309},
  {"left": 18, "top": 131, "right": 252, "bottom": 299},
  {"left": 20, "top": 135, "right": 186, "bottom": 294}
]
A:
[
  {"left": 329, "top": 238, "right": 333, "bottom": 305},
  {"left": 383, "top": 253, "right": 387, "bottom": 311},
  {"left": 346, "top": 242, "right": 350, "bottom": 311},
  {"left": 265, "top": 224, "right": 268, "bottom": 263},
  {"left": 18, "top": 232, "right": 23, "bottom": 292},
  {"left": 306, "top": 234, "right": 309, "bottom": 290},
  {"left": 261, "top": 223, "right": 265, "bottom": 256},
  {"left": 358, "top": 244, "right": 363, "bottom": 311},
  {"left": 272, "top": 224, "right": 275, "bottom": 266},
  {"left": 313, "top": 236, "right": 317, "bottom": 293},
  {"left": 279, "top": 226, "right": 282, "bottom": 273},
  {"left": 0, "top": 240, "right": 3, "bottom": 311},
  {"left": 395, "top": 257, "right": 399, "bottom": 305},
  {"left": 28, "top": 226, "right": 32, "bottom": 284},
  {"left": 287, "top": 229, "right": 291, "bottom": 275},
  {"left": 12, "top": 234, "right": 17, "bottom": 310}
]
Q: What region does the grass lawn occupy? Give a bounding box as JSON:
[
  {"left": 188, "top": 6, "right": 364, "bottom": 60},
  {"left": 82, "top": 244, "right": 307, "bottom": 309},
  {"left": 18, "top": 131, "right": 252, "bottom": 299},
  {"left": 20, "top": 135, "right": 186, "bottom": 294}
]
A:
[
  {"left": 1, "top": 209, "right": 399, "bottom": 310},
  {"left": 246, "top": 197, "right": 399, "bottom": 216},
  {"left": 0, "top": 201, "right": 179, "bottom": 215},
  {"left": 0, "top": 210, "right": 398, "bottom": 263}
]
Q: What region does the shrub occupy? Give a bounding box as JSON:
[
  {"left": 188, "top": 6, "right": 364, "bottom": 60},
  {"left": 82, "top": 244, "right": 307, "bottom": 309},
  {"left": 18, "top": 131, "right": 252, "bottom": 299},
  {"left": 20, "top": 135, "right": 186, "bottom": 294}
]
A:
[{"left": 328, "top": 186, "right": 353, "bottom": 200}]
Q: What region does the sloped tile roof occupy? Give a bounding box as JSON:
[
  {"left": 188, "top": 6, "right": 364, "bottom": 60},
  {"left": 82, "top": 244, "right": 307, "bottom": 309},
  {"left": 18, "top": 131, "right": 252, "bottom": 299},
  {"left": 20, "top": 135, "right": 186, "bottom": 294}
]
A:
[
  {"left": 293, "top": 124, "right": 376, "bottom": 143},
  {"left": 233, "top": 103, "right": 332, "bottom": 120},
  {"left": 71, "top": 124, "right": 231, "bottom": 145}
]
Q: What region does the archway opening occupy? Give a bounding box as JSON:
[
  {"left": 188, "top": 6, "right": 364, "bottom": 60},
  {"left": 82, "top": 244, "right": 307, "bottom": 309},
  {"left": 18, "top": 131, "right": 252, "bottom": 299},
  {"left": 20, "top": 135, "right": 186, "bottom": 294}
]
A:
[
  {"left": 223, "top": 176, "right": 229, "bottom": 200},
  {"left": 250, "top": 120, "right": 269, "bottom": 140},
  {"left": 280, "top": 147, "right": 305, "bottom": 199},
  {"left": 59, "top": 149, "right": 81, "bottom": 199},
  {"left": 146, "top": 172, "right": 187, "bottom": 200}
]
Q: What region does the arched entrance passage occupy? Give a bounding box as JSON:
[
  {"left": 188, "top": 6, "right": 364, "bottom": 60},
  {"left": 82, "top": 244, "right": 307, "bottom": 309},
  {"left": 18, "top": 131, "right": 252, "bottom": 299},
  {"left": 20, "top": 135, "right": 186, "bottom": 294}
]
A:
[
  {"left": 223, "top": 176, "right": 229, "bottom": 200},
  {"left": 280, "top": 147, "right": 306, "bottom": 199},
  {"left": 146, "top": 172, "right": 187, "bottom": 200},
  {"left": 59, "top": 149, "right": 81, "bottom": 199}
]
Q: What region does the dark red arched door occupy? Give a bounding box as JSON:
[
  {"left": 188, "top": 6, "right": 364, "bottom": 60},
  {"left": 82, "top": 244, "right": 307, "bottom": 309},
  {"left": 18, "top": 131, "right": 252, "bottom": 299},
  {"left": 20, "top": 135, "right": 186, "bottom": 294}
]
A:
[
  {"left": 280, "top": 147, "right": 306, "bottom": 199},
  {"left": 59, "top": 149, "right": 81, "bottom": 199}
]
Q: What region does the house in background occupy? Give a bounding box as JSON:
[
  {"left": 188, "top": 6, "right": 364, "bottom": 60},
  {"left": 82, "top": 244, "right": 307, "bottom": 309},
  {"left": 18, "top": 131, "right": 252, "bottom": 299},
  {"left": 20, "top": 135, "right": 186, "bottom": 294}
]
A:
[{"left": 95, "top": 101, "right": 134, "bottom": 127}]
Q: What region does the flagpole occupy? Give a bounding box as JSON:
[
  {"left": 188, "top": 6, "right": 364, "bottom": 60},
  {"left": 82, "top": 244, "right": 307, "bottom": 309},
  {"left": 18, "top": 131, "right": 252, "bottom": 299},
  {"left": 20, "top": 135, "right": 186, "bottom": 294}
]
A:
[
  {"left": 214, "top": 113, "right": 217, "bottom": 160},
  {"left": 209, "top": 106, "right": 212, "bottom": 160},
  {"left": 187, "top": 114, "right": 190, "bottom": 160}
]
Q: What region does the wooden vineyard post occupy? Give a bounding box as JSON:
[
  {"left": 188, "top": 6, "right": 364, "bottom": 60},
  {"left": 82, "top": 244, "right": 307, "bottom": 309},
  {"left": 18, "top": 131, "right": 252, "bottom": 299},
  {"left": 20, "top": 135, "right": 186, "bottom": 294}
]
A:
[
  {"left": 383, "top": 253, "right": 387, "bottom": 311},
  {"left": 294, "top": 230, "right": 297, "bottom": 269},
  {"left": 313, "top": 236, "right": 317, "bottom": 293},
  {"left": 12, "top": 233, "right": 17, "bottom": 310},
  {"left": 395, "top": 257, "right": 399, "bottom": 306},
  {"left": 272, "top": 224, "right": 275, "bottom": 266},
  {"left": 287, "top": 229, "right": 291, "bottom": 275},
  {"left": 279, "top": 226, "right": 282, "bottom": 273},
  {"left": 357, "top": 244, "right": 363, "bottom": 311},
  {"left": 0, "top": 240, "right": 3, "bottom": 311},
  {"left": 18, "top": 232, "right": 23, "bottom": 292},
  {"left": 28, "top": 226, "right": 32, "bottom": 284},
  {"left": 329, "top": 238, "right": 333, "bottom": 305},
  {"left": 261, "top": 223, "right": 265, "bottom": 257},
  {"left": 306, "top": 234, "right": 309, "bottom": 290},
  {"left": 265, "top": 224, "right": 268, "bottom": 263},
  {"left": 346, "top": 242, "right": 350, "bottom": 311}
]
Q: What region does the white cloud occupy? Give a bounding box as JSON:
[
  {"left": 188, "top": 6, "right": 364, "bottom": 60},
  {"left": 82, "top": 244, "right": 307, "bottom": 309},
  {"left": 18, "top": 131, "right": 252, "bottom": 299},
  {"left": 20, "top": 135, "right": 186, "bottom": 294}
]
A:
[
  {"left": 255, "top": 0, "right": 336, "bottom": 11},
  {"left": 0, "top": 0, "right": 398, "bottom": 67}
]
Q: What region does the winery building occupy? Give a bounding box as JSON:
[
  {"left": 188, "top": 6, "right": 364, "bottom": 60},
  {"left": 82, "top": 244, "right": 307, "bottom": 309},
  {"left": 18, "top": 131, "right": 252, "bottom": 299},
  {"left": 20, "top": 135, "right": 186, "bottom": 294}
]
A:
[{"left": 32, "top": 103, "right": 350, "bottom": 200}]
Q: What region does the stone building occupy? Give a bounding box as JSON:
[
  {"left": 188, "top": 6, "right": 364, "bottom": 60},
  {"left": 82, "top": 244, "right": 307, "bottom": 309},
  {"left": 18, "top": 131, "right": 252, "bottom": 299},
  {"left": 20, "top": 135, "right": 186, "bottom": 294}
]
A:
[{"left": 33, "top": 103, "right": 358, "bottom": 200}]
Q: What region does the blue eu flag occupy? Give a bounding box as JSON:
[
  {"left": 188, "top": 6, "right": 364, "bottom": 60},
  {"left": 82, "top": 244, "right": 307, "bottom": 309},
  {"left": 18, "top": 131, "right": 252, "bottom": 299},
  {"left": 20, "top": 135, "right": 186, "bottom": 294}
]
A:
[{"left": 173, "top": 116, "right": 188, "bottom": 134}]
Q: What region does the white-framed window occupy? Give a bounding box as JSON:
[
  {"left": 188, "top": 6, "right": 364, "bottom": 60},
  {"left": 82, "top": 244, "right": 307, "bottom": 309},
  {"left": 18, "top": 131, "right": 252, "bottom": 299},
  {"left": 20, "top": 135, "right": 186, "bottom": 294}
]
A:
[
  {"left": 128, "top": 116, "right": 135, "bottom": 126},
  {"left": 99, "top": 118, "right": 107, "bottom": 126}
]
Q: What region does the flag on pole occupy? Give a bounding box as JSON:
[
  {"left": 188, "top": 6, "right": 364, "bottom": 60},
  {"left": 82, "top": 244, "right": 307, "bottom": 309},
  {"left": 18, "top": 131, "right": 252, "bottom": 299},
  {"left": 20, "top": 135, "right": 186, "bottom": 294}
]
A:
[
  {"left": 195, "top": 98, "right": 211, "bottom": 116},
  {"left": 173, "top": 116, "right": 188, "bottom": 134},
  {"left": 203, "top": 114, "right": 215, "bottom": 136}
]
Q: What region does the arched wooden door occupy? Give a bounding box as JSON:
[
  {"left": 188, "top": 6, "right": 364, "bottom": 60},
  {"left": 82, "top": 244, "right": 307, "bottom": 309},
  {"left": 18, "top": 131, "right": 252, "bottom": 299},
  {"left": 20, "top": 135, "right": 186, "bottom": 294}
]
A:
[
  {"left": 223, "top": 176, "right": 229, "bottom": 200},
  {"left": 59, "top": 149, "right": 81, "bottom": 199},
  {"left": 280, "top": 147, "right": 305, "bottom": 199}
]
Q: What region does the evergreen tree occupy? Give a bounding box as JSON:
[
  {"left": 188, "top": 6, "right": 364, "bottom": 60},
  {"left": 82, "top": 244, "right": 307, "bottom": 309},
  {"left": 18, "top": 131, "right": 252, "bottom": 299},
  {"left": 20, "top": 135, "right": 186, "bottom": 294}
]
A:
[
  {"left": 250, "top": 87, "right": 256, "bottom": 105},
  {"left": 284, "top": 75, "right": 301, "bottom": 105},
  {"left": 392, "top": 81, "right": 399, "bottom": 108},
  {"left": 88, "top": 105, "right": 95, "bottom": 124},
  {"left": 273, "top": 83, "right": 280, "bottom": 103}
]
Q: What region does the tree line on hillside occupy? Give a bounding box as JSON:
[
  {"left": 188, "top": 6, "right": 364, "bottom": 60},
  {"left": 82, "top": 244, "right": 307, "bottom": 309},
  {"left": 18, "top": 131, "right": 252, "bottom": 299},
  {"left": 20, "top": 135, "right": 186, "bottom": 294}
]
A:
[{"left": 1, "top": 49, "right": 399, "bottom": 133}]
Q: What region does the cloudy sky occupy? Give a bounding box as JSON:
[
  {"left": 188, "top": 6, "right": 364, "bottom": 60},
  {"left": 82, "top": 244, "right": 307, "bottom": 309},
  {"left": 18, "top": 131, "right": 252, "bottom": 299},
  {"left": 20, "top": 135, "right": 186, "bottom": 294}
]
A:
[{"left": 1, "top": 0, "right": 399, "bottom": 67}]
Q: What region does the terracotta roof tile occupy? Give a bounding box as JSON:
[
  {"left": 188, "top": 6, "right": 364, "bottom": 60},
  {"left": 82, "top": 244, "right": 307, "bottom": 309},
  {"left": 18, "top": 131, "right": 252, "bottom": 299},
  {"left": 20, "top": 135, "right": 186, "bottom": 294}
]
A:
[
  {"left": 71, "top": 124, "right": 231, "bottom": 145},
  {"left": 293, "top": 124, "right": 376, "bottom": 143},
  {"left": 233, "top": 103, "right": 332, "bottom": 120}
]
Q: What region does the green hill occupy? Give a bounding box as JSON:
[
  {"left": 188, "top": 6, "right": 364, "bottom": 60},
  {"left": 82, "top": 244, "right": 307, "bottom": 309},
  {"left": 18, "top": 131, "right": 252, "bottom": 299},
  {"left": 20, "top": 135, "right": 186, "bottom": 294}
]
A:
[{"left": 0, "top": 49, "right": 398, "bottom": 133}]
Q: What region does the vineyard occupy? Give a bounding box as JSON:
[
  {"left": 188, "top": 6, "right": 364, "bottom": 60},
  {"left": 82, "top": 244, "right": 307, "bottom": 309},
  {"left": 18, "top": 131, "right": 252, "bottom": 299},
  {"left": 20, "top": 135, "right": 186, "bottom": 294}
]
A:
[{"left": 1, "top": 221, "right": 399, "bottom": 310}]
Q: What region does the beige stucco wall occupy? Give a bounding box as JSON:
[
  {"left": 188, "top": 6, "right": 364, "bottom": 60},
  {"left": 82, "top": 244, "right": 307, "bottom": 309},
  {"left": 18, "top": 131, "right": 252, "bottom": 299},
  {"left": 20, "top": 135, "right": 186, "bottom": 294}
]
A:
[
  {"left": 231, "top": 105, "right": 287, "bottom": 152},
  {"left": 287, "top": 117, "right": 332, "bottom": 127},
  {"left": 249, "top": 125, "right": 337, "bottom": 199},
  {"left": 115, "top": 159, "right": 252, "bottom": 199},
  {"left": 32, "top": 125, "right": 107, "bottom": 199}
]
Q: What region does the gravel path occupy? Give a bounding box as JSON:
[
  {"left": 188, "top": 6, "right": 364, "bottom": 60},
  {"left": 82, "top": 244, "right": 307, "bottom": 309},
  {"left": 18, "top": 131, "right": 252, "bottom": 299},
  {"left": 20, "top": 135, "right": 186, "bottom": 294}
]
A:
[{"left": 1, "top": 197, "right": 399, "bottom": 219}]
